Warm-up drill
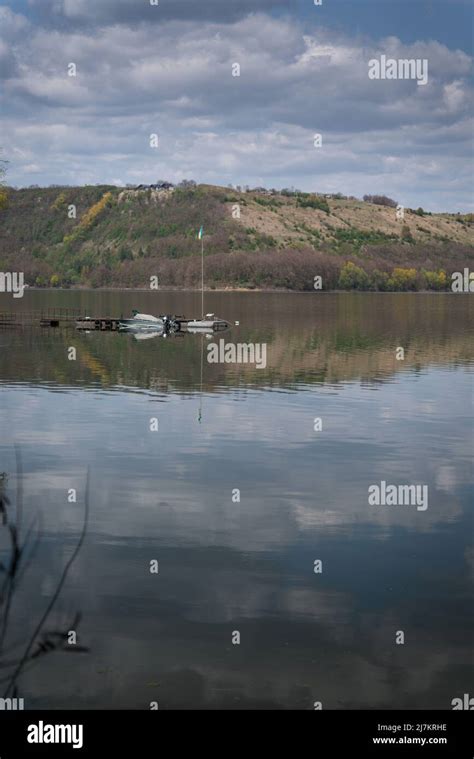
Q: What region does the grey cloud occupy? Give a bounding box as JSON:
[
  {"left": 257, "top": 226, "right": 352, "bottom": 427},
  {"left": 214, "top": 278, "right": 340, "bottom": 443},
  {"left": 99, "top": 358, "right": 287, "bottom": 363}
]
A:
[
  {"left": 2, "top": 11, "right": 473, "bottom": 209},
  {"left": 28, "top": 0, "right": 293, "bottom": 26},
  {"left": 5, "top": 18, "right": 471, "bottom": 129}
]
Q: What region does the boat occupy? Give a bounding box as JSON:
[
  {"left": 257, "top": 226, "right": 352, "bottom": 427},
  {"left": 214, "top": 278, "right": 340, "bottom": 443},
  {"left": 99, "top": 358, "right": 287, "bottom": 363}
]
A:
[
  {"left": 119, "top": 311, "right": 184, "bottom": 336},
  {"left": 182, "top": 313, "right": 229, "bottom": 332},
  {"left": 118, "top": 311, "right": 165, "bottom": 332},
  {"left": 117, "top": 227, "right": 230, "bottom": 335}
]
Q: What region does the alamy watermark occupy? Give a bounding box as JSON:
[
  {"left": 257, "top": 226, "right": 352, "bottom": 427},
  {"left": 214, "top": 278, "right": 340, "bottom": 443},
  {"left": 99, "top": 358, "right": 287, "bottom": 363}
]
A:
[
  {"left": 368, "top": 481, "right": 428, "bottom": 511},
  {"left": 27, "top": 721, "right": 83, "bottom": 750},
  {"left": 451, "top": 268, "right": 474, "bottom": 293},
  {"left": 368, "top": 55, "right": 428, "bottom": 86},
  {"left": 451, "top": 693, "right": 473, "bottom": 710},
  {"left": 0, "top": 271, "right": 25, "bottom": 298},
  {"left": 0, "top": 697, "right": 24, "bottom": 710},
  {"left": 207, "top": 339, "right": 267, "bottom": 369}
]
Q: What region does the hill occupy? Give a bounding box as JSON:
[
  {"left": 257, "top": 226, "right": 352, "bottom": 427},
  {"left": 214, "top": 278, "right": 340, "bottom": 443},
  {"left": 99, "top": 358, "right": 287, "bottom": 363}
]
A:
[{"left": 0, "top": 183, "right": 473, "bottom": 290}]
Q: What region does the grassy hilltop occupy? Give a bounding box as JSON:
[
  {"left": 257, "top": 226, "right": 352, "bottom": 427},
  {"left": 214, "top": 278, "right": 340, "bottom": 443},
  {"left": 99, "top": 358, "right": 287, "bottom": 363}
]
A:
[{"left": 0, "top": 182, "right": 473, "bottom": 290}]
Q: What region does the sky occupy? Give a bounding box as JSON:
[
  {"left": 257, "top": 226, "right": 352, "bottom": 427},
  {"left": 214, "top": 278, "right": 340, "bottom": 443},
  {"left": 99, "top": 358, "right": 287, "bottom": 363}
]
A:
[{"left": 0, "top": 0, "right": 473, "bottom": 211}]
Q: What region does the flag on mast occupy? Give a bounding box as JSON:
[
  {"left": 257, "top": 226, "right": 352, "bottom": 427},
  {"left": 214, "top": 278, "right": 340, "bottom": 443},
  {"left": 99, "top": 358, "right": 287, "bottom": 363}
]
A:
[{"left": 198, "top": 226, "right": 204, "bottom": 240}]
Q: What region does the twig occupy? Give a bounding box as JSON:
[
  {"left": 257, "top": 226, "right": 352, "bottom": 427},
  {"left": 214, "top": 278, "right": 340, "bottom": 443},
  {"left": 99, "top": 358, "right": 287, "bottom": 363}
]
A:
[{"left": 3, "top": 468, "right": 90, "bottom": 697}]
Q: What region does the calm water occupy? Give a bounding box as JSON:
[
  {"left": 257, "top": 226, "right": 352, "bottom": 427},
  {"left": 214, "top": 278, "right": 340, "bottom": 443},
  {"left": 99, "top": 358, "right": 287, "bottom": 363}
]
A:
[{"left": 0, "top": 291, "right": 472, "bottom": 709}]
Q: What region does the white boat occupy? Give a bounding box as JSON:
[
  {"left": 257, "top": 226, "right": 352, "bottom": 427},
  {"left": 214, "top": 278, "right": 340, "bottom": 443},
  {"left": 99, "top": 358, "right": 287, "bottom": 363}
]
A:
[
  {"left": 119, "top": 312, "right": 165, "bottom": 331},
  {"left": 183, "top": 313, "right": 229, "bottom": 332},
  {"left": 118, "top": 227, "right": 229, "bottom": 336}
]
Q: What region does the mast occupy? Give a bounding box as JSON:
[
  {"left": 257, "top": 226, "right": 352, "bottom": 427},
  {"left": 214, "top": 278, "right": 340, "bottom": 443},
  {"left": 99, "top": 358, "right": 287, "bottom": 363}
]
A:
[{"left": 201, "top": 234, "right": 204, "bottom": 319}]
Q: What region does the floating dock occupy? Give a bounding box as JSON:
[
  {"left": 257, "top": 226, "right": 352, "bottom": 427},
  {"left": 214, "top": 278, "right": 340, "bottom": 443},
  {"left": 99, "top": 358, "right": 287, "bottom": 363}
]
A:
[
  {"left": 0, "top": 310, "right": 230, "bottom": 334},
  {"left": 0, "top": 308, "right": 86, "bottom": 328},
  {"left": 75, "top": 317, "right": 121, "bottom": 331}
]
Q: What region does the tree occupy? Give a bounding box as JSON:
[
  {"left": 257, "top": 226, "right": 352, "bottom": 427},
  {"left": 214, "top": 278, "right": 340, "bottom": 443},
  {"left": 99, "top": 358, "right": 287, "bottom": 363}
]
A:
[
  {"left": 387, "top": 267, "right": 418, "bottom": 291},
  {"left": 338, "top": 261, "right": 370, "bottom": 290},
  {"left": 363, "top": 194, "right": 398, "bottom": 208},
  {"left": 423, "top": 269, "right": 447, "bottom": 290}
]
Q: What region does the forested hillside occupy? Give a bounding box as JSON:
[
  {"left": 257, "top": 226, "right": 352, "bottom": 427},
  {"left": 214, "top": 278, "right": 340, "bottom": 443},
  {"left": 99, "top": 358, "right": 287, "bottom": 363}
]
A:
[{"left": 0, "top": 183, "right": 472, "bottom": 290}]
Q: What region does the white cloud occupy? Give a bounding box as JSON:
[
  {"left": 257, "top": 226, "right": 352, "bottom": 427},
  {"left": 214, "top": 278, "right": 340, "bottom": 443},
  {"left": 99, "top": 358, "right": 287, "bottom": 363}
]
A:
[{"left": 1, "top": 10, "right": 472, "bottom": 209}]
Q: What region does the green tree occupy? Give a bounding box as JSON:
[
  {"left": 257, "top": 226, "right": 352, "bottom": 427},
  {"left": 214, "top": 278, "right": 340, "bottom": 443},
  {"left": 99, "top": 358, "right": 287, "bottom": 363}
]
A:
[
  {"left": 370, "top": 269, "right": 389, "bottom": 291},
  {"left": 338, "top": 261, "right": 370, "bottom": 290},
  {"left": 423, "top": 269, "right": 447, "bottom": 290}
]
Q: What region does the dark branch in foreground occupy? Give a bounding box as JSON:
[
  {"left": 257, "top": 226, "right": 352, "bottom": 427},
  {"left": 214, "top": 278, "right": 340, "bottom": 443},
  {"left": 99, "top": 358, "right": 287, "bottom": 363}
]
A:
[{"left": 0, "top": 453, "right": 90, "bottom": 698}]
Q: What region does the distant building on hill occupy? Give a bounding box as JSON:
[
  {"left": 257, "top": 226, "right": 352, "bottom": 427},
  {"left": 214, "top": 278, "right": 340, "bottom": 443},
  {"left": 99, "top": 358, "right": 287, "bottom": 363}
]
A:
[{"left": 135, "top": 181, "right": 175, "bottom": 191}]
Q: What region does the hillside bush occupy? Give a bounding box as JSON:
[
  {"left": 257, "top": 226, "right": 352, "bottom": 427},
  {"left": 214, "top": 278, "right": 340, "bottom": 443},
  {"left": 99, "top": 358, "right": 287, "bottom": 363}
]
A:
[
  {"left": 338, "top": 261, "right": 371, "bottom": 290},
  {"left": 363, "top": 195, "right": 398, "bottom": 208},
  {"left": 296, "top": 195, "right": 330, "bottom": 214}
]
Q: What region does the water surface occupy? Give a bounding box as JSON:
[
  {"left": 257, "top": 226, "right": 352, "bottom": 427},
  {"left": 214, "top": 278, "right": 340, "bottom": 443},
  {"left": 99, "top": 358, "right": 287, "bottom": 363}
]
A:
[{"left": 0, "top": 291, "right": 472, "bottom": 709}]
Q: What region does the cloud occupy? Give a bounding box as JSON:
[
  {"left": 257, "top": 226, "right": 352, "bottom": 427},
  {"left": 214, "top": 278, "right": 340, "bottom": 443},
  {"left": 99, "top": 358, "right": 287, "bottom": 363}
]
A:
[
  {"left": 1, "top": 7, "right": 473, "bottom": 209},
  {"left": 0, "top": 5, "right": 28, "bottom": 34},
  {"left": 28, "top": 0, "right": 291, "bottom": 25},
  {"left": 0, "top": 6, "right": 29, "bottom": 78}
]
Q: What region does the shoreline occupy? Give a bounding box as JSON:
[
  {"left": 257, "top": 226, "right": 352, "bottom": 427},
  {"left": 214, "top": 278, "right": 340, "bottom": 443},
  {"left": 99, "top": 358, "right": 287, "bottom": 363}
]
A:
[{"left": 3, "top": 286, "right": 464, "bottom": 295}]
